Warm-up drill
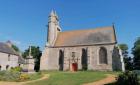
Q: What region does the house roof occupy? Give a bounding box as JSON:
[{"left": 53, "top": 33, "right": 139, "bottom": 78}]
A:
[
  {"left": 0, "top": 42, "right": 19, "bottom": 55},
  {"left": 54, "top": 26, "right": 117, "bottom": 47}
]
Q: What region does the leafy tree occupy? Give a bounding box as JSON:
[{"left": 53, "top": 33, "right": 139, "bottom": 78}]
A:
[
  {"left": 119, "top": 44, "right": 128, "bottom": 56},
  {"left": 12, "top": 44, "right": 20, "bottom": 52},
  {"left": 22, "top": 46, "right": 42, "bottom": 72},
  {"left": 132, "top": 37, "right": 140, "bottom": 70},
  {"left": 116, "top": 71, "right": 139, "bottom": 85},
  {"left": 119, "top": 44, "right": 133, "bottom": 70}
]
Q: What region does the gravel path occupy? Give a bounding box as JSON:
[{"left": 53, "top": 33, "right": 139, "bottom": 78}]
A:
[{"left": 83, "top": 74, "right": 116, "bottom": 85}]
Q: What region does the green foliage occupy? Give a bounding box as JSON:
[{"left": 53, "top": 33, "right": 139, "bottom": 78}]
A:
[
  {"left": 12, "top": 44, "right": 20, "bottom": 52},
  {"left": 19, "top": 73, "right": 30, "bottom": 81},
  {"left": 132, "top": 37, "right": 140, "bottom": 70},
  {"left": 116, "top": 71, "right": 139, "bottom": 85},
  {"left": 119, "top": 44, "right": 128, "bottom": 54},
  {"left": 0, "top": 71, "right": 21, "bottom": 81},
  {"left": 22, "top": 46, "right": 42, "bottom": 72},
  {"left": 119, "top": 44, "right": 133, "bottom": 70},
  {"left": 124, "top": 57, "right": 133, "bottom": 71},
  {"left": 10, "top": 66, "right": 22, "bottom": 72},
  {"left": 0, "top": 71, "right": 42, "bottom": 82},
  {"left": 22, "top": 46, "right": 41, "bottom": 59}
]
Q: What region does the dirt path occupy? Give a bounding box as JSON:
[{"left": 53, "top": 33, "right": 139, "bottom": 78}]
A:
[
  {"left": 83, "top": 74, "right": 116, "bottom": 85},
  {"left": 0, "top": 74, "right": 49, "bottom": 85}
]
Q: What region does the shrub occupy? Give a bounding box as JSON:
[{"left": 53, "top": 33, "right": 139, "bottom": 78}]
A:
[
  {"left": 116, "top": 71, "right": 139, "bottom": 85},
  {"left": 0, "top": 71, "right": 30, "bottom": 82},
  {"left": 10, "top": 66, "right": 22, "bottom": 72},
  {"left": 0, "top": 70, "right": 41, "bottom": 82},
  {"left": 0, "top": 71, "right": 20, "bottom": 81},
  {"left": 19, "top": 73, "right": 30, "bottom": 81}
]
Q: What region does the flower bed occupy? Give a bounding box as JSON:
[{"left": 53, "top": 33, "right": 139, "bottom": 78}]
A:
[{"left": 0, "top": 70, "right": 42, "bottom": 82}]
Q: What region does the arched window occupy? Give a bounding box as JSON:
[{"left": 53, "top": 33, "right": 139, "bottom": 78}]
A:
[
  {"left": 59, "top": 50, "right": 64, "bottom": 71},
  {"left": 99, "top": 47, "right": 108, "bottom": 64},
  {"left": 81, "top": 48, "right": 88, "bottom": 70}
]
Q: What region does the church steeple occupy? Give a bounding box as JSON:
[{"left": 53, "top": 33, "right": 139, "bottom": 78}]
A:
[
  {"left": 49, "top": 10, "right": 58, "bottom": 23},
  {"left": 50, "top": 10, "right": 55, "bottom": 16},
  {"left": 47, "top": 10, "right": 61, "bottom": 47}
]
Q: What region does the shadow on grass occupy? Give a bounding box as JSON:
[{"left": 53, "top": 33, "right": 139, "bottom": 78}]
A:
[{"left": 104, "top": 82, "right": 116, "bottom": 85}]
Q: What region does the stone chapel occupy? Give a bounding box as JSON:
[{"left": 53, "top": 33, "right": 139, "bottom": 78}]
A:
[{"left": 40, "top": 10, "right": 125, "bottom": 71}]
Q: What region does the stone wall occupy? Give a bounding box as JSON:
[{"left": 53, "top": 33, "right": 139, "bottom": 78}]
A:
[{"left": 40, "top": 44, "right": 120, "bottom": 71}]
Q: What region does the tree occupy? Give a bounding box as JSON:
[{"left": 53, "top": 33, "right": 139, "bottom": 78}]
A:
[
  {"left": 132, "top": 37, "right": 140, "bottom": 70},
  {"left": 22, "top": 46, "right": 42, "bottom": 72},
  {"left": 119, "top": 44, "right": 128, "bottom": 56},
  {"left": 12, "top": 44, "right": 20, "bottom": 52},
  {"left": 119, "top": 44, "right": 133, "bottom": 70}
]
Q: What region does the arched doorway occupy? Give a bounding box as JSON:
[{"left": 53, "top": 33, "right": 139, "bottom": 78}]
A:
[
  {"left": 59, "top": 50, "right": 64, "bottom": 71},
  {"left": 99, "top": 47, "right": 108, "bottom": 64},
  {"left": 81, "top": 48, "right": 88, "bottom": 70}
]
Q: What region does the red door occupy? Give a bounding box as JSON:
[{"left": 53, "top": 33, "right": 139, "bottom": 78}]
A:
[{"left": 72, "top": 63, "right": 78, "bottom": 71}]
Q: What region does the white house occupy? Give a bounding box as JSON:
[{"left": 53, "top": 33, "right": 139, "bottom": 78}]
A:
[{"left": 0, "top": 41, "right": 22, "bottom": 70}]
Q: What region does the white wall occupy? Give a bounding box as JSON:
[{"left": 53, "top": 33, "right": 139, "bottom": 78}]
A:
[{"left": 0, "top": 52, "right": 19, "bottom": 70}]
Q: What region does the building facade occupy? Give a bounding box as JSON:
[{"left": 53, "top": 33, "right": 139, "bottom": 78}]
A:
[
  {"left": 40, "top": 11, "right": 125, "bottom": 71},
  {"left": 0, "top": 41, "right": 21, "bottom": 70}
]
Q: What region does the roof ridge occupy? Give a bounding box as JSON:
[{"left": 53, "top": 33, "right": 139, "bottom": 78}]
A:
[{"left": 60, "top": 26, "right": 113, "bottom": 33}]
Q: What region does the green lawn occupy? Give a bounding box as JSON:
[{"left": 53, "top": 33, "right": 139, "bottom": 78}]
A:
[
  {"left": 25, "top": 71, "right": 119, "bottom": 85},
  {"left": 28, "top": 72, "right": 43, "bottom": 81}
]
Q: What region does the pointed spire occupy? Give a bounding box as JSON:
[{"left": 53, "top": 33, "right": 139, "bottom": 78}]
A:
[
  {"left": 54, "top": 10, "right": 58, "bottom": 19},
  {"left": 112, "top": 22, "right": 117, "bottom": 43},
  {"left": 112, "top": 22, "right": 115, "bottom": 28},
  {"left": 50, "top": 10, "right": 55, "bottom": 16},
  {"left": 54, "top": 11, "right": 57, "bottom": 16}
]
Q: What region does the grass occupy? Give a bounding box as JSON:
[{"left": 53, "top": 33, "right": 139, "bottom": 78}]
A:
[
  {"left": 28, "top": 72, "right": 43, "bottom": 81},
  {"left": 25, "top": 71, "right": 119, "bottom": 85}
]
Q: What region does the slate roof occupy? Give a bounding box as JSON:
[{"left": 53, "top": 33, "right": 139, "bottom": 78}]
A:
[
  {"left": 54, "top": 26, "right": 117, "bottom": 47},
  {"left": 0, "top": 42, "right": 19, "bottom": 55}
]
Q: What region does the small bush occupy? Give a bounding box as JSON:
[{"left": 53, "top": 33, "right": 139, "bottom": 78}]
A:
[
  {"left": 0, "top": 71, "right": 20, "bottom": 81},
  {"left": 19, "top": 73, "right": 30, "bottom": 81},
  {"left": 0, "top": 71, "right": 30, "bottom": 82},
  {"left": 10, "top": 66, "right": 22, "bottom": 72},
  {"left": 116, "top": 71, "right": 139, "bottom": 85},
  {"left": 0, "top": 70, "right": 42, "bottom": 82}
]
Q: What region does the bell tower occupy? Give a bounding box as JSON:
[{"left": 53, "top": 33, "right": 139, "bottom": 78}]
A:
[{"left": 47, "top": 10, "right": 61, "bottom": 47}]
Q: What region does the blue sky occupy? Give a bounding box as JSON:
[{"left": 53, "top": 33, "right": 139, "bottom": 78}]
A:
[{"left": 0, "top": 0, "right": 140, "bottom": 53}]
